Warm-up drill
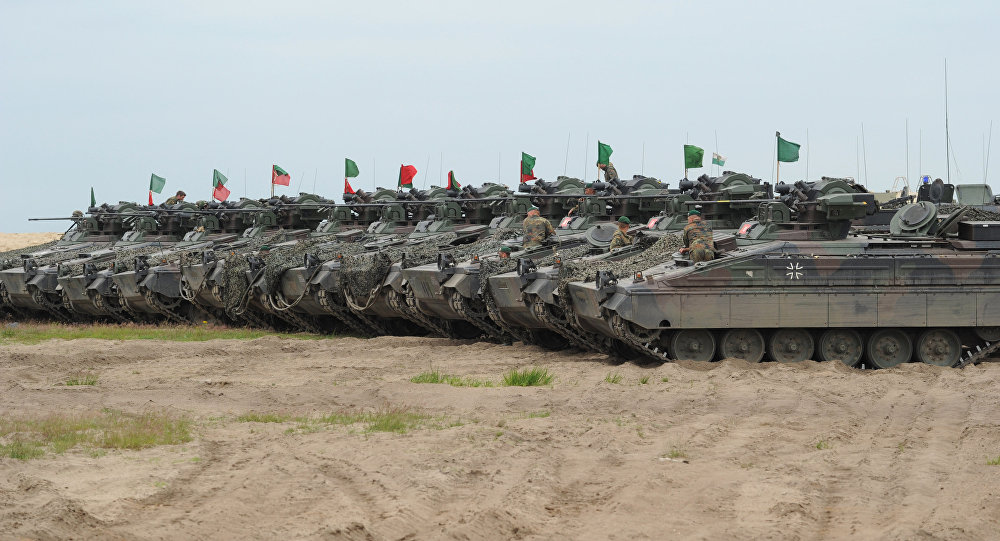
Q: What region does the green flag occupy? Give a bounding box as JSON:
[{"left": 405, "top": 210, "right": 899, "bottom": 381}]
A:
[
  {"left": 345, "top": 158, "right": 359, "bottom": 178},
  {"left": 684, "top": 145, "right": 704, "bottom": 169},
  {"left": 149, "top": 173, "right": 166, "bottom": 194},
  {"left": 776, "top": 132, "right": 801, "bottom": 163},
  {"left": 90, "top": 187, "right": 96, "bottom": 207},
  {"left": 213, "top": 169, "right": 228, "bottom": 188},
  {"left": 520, "top": 152, "right": 537, "bottom": 182},
  {"left": 597, "top": 141, "right": 613, "bottom": 165}
]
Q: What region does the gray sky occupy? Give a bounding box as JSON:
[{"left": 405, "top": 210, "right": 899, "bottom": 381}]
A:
[{"left": 2, "top": 0, "right": 997, "bottom": 232}]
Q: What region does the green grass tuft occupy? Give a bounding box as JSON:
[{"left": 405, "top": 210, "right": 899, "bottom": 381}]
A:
[
  {"left": 410, "top": 371, "right": 493, "bottom": 388},
  {"left": 526, "top": 411, "right": 551, "bottom": 419},
  {"left": 236, "top": 413, "right": 290, "bottom": 423},
  {"left": 64, "top": 373, "right": 98, "bottom": 386},
  {"left": 502, "top": 367, "right": 553, "bottom": 387},
  {"left": 664, "top": 448, "right": 687, "bottom": 459},
  {"left": 0, "top": 321, "right": 325, "bottom": 345},
  {"left": 987, "top": 456, "right": 1000, "bottom": 466},
  {"left": 283, "top": 405, "right": 432, "bottom": 435},
  {"left": 661, "top": 377, "right": 669, "bottom": 382},
  {"left": 816, "top": 440, "right": 830, "bottom": 450},
  {"left": 604, "top": 372, "right": 623, "bottom": 384},
  {"left": 638, "top": 376, "right": 650, "bottom": 385},
  {"left": 0, "top": 410, "right": 192, "bottom": 459},
  {"left": 0, "top": 440, "right": 45, "bottom": 460}
]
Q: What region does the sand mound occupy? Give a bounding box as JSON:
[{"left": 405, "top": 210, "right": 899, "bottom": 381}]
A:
[{"left": 2, "top": 335, "right": 999, "bottom": 539}]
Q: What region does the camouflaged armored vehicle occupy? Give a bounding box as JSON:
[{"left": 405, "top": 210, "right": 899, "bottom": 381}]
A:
[
  {"left": 0, "top": 202, "right": 166, "bottom": 320},
  {"left": 567, "top": 190, "right": 1000, "bottom": 368},
  {"left": 254, "top": 184, "right": 514, "bottom": 336},
  {"left": 402, "top": 174, "right": 689, "bottom": 343},
  {"left": 483, "top": 172, "right": 771, "bottom": 350}
]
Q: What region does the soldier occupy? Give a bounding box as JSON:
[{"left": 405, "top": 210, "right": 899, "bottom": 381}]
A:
[
  {"left": 609, "top": 216, "right": 633, "bottom": 251},
  {"left": 522, "top": 206, "right": 555, "bottom": 249},
  {"left": 680, "top": 209, "right": 715, "bottom": 262},
  {"left": 71, "top": 210, "right": 84, "bottom": 218},
  {"left": 929, "top": 178, "right": 945, "bottom": 204},
  {"left": 164, "top": 190, "right": 187, "bottom": 205},
  {"left": 568, "top": 183, "right": 597, "bottom": 216},
  {"left": 597, "top": 162, "right": 619, "bottom": 182},
  {"left": 498, "top": 246, "right": 512, "bottom": 259}
]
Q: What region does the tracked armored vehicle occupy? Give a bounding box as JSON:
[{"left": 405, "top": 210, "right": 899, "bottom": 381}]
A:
[
  {"left": 571, "top": 191, "right": 1000, "bottom": 368},
  {"left": 400, "top": 175, "right": 682, "bottom": 343},
  {"left": 0, "top": 202, "right": 161, "bottom": 320},
  {"left": 265, "top": 184, "right": 517, "bottom": 337},
  {"left": 482, "top": 172, "right": 770, "bottom": 350}
]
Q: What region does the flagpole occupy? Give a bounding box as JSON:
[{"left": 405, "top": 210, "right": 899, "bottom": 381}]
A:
[
  {"left": 775, "top": 132, "right": 780, "bottom": 184},
  {"left": 563, "top": 132, "right": 571, "bottom": 176},
  {"left": 583, "top": 132, "right": 589, "bottom": 181},
  {"left": 714, "top": 130, "right": 719, "bottom": 176},
  {"left": 312, "top": 168, "right": 318, "bottom": 194},
  {"left": 806, "top": 129, "right": 810, "bottom": 182},
  {"left": 945, "top": 58, "right": 951, "bottom": 184},
  {"left": 424, "top": 155, "right": 431, "bottom": 189},
  {"left": 271, "top": 166, "right": 275, "bottom": 199}
]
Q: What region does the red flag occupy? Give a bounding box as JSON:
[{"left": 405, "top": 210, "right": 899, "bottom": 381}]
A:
[
  {"left": 272, "top": 164, "right": 290, "bottom": 186},
  {"left": 213, "top": 183, "right": 231, "bottom": 201},
  {"left": 398, "top": 164, "right": 417, "bottom": 188},
  {"left": 344, "top": 178, "right": 355, "bottom": 195},
  {"left": 148, "top": 190, "right": 153, "bottom": 205}
]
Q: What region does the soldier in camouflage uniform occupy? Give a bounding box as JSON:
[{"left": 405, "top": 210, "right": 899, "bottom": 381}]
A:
[
  {"left": 164, "top": 190, "right": 186, "bottom": 205},
  {"left": 609, "top": 216, "right": 633, "bottom": 251},
  {"left": 522, "top": 207, "right": 555, "bottom": 249},
  {"left": 680, "top": 209, "right": 715, "bottom": 262},
  {"left": 498, "top": 246, "right": 512, "bottom": 259},
  {"left": 597, "top": 162, "right": 619, "bottom": 182},
  {"left": 567, "top": 184, "right": 597, "bottom": 216}
]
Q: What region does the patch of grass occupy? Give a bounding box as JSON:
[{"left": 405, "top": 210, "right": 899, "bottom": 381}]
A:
[
  {"left": 64, "top": 373, "right": 98, "bottom": 386},
  {"left": 0, "top": 410, "right": 192, "bottom": 459},
  {"left": 286, "top": 405, "right": 431, "bottom": 435},
  {"left": 502, "top": 367, "right": 553, "bottom": 387},
  {"left": 638, "top": 376, "right": 650, "bottom": 385},
  {"left": 0, "top": 321, "right": 325, "bottom": 345},
  {"left": 526, "top": 411, "right": 550, "bottom": 419},
  {"left": 987, "top": 456, "right": 1000, "bottom": 466},
  {"left": 409, "top": 371, "right": 494, "bottom": 388},
  {"left": 0, "top": 440, "right": 45, "bottom": 460},
  {"left": 661, "top": 377, "right": 669, "bottom": 382},
  {"left": 236, "top": 413, "right": 289, "bottom": 423},
  {"left": 604, "top": 372, "right": 623, "bottom": 384},
  {"left": 664, "top": 448, "right": 687, "bottom": 459},
  {"left": 816, "top": 440, "right": 830, "bottom": 450}
]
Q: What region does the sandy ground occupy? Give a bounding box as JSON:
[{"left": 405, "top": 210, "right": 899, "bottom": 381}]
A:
[
  {"left": 0, "top": 232, "right": 63, "bottom": 252},
  {"left": 1, "top": 335, "right": 999, "bottom": 540}
]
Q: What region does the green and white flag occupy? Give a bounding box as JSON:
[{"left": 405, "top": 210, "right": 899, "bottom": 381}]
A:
[{"left": 711, "top": 153, "right": 726, "bottom": 167}]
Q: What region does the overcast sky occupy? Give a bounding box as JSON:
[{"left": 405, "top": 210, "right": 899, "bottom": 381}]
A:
[{"left": 2, "top": 0, "right": 997, "bottom": 231}]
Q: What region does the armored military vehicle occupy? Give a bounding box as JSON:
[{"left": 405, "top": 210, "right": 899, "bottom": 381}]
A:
[
  {"left": 264, "top": 184, "right": 515, "bottom": 336},
  {"left": 0, "top": 202, "right": 161, "bottom": 320},
  {"left": 568, "top": 190, "right": 1000, "bottom": 368}
]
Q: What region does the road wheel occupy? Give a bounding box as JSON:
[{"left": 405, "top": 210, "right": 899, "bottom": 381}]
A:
[
  {"left": 768, "top": 329, "right": 814, "bottom": 363},
  {"left": 817, "top": 329, "right": 864, "bottom": 367},
  {"left": 866, "top": 329, "right": 912, "bottom": 368},
  {"left": 719, "top": 329, "right": 765, "bottom": 363},
  {"left": 669, "top": 329, "right": 716, "bottom": 363},
  {"left": 915, "top": 329, "right": 961, "bottom": 367}
]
